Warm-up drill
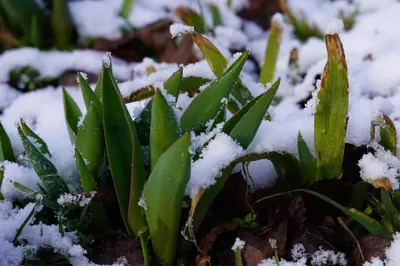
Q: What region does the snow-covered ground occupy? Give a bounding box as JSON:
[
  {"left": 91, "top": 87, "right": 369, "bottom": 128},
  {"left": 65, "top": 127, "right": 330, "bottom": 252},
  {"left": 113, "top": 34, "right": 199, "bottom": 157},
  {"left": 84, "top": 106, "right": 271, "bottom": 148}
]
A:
[{"left": 2, "top": 0, "right": 400, "bottom": 265}]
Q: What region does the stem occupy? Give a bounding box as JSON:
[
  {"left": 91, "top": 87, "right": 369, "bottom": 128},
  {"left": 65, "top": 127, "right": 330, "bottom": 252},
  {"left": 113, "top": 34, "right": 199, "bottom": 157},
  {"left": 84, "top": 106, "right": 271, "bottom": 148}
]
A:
[
  {"left": 13, "top": 201, "right": 40, "bottom": 243},
  {"left": 139, "top": 233, "right": 150, "bottom": 266},
  {"left": 235, "top": 248, "right": 243, "bottom": 266},
  {"left": 274, "top": 249, "right": 280, "bottom": 266}
]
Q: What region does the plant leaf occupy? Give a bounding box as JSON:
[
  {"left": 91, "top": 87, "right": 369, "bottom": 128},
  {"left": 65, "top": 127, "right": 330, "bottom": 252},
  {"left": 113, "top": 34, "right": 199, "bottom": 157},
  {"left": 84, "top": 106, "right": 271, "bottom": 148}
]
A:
[
  {"left": 62, "top": 88, "right": 82, "bottom": 143},
  {"left": 191, "top": 33, "right": 227, "bottom": 78},
  {"left": 164, "top": 67, "right": 183, "bottom": 101},
  {"left": 18, "top": 125, "right": 69, "bottom": 198},
  {"left": 209, "top": 4, "right": 223, "bottom": 27},
  {"left": 135, "top": 100, "right": 152, "bottom": 147},
  {"left": 256, "top": 188, "right": 392, "bottom": 238},
  {"left": 180, "top": 50, "right": 249, "bottom": 133},
  {"left": 314, "top": 34, "right": 349, "bottom": 180},
  {"left": 144, "top": 133, "right": 191, "bottom": 265},
  {"left": 119, "top": 0, "right": 135, "bottom": 19},
  {"left": 150, "top": 90, "right": 180, "bottom": 170},
  {"left": 297, "top": 132, "right": 316, "bottom": 182},
  {"left": 78, "top": 73, "right": 102, "bottom": 115},
  {"left": 51, "top": 0, "right": 73, "bottom": 49},
  {"left": 0, "top": 122, "right": 15, "bottom": 162},
  {"left": 102, "top": 61, "right": 147, "bottom": 236},
  {"left": 351, "top": 181, "right": 371, "bottom": 211},
  {"left": 380, "top": 115, "right": 397, "bottom": 155},
  {"left": 75, "top": 104, "right": 104, "bottom": 176},
  {"left": 175, "top": 7, "right": 206, "bottom": 33},
  {"left": 30, "top": 15, "right": 41, "bottom": 48},
  {"left": 75, "top": 148, "right": 110, "bottom": 232},
  {"left": 259, "top": 18, "right": 281, "bottom": 85},
  {"left": 228, "top": 78, "right": 280, "bottom": 149},
  {"left": 20, "top": 119, "right": 51, "bottom": 157}
]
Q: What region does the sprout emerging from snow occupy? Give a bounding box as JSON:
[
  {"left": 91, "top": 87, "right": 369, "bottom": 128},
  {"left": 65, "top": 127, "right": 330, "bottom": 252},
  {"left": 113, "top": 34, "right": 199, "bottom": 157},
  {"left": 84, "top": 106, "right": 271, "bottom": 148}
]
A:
[{"left": 102, "top": 52, "right": 112, "bottom": 68}]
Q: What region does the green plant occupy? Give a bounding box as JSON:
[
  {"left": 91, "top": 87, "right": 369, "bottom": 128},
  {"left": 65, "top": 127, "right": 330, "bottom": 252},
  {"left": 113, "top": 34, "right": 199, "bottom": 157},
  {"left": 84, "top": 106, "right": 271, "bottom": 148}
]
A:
[
  {"left": 233, "top": 213, "right": 259, "bottom": 229},
  {"left": 0, "top": 0, "right": 75, "bottom": 49}
]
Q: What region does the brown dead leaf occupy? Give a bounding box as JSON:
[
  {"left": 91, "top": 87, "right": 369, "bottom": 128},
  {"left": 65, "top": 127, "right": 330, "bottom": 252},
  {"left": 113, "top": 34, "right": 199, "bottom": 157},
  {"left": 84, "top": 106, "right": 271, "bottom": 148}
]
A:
[
  {"left": 353, "top": 235, "right": 392, "bottom": 266},
  {"left": 243, "top": 245, "right": 265, "bottom": 266},
  {"left": 196, "top": 222, "right": 239, "bottom": 266},
  {"left": 238, "top": 0, "right": 282, "bottom": 29}
]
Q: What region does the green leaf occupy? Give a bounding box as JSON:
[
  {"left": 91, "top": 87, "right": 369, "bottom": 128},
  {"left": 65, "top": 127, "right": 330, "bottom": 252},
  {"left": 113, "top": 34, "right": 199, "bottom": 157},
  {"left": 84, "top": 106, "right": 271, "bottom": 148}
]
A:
[
  {"left": 191, "top": 33, "right": 227, "bottom": 78},
  {"left": 256, "top": 189, "right": 392, "bottom": 238},
  {"left": 191, "top": 33, "right": 254, "bottom": 109},
  {"left": 314, "top": 34, "right": 349, "bottom": 180},
  {"left": 180, "top": 51, "right": 249, "bottom": 133},
  {"left": 297, "top": 132, "right": 316, "bottom": 182},
  {"left": 62, "top": 88, "right": 82, "bottom": 143},
  {"left": 181, "top": 76, "right": 210, "bottom": 95},
  {"left": 351, "top": 181, "right": 371, "bottom": 211},
  {"left": 135, "top": 100, "right": 152, "bottom": 147},
  {"left": 150, "top": 90, "right": 180, "bottom": 170},
  {"left": 119, "top": 0, "right": 135, "bottom": 19},
  {"left": 75, "top": 104, "right": 104, "bottom": 177},
  {"left": 0, "top": 171, "right": 4, "bottom": 200},
  {"left": 144, "top": 133, "right": 191, "bottom": 265},
  {"left": 102, "top": 61, "right": 147, "bottom": 236},
  {"left": 175, "top": 7, "right": 206, "bottom": 33},
  {"left": 74, "top": 148, "right": 96, "bottom": 192},
  {"left": 164, "top": 67, "right": 183, "bottom": 101},
  {"left": 0, "top": 122, "right": 15, "bottom": 162},
  {"left": 75, "top": 148, "right": 110, "bottom": 232},
  {"left": 20, "top": 119, "right": 51, "bottom": 157},
  {"left": 209, "top": 4, "right": 223, "bottom": 27},
  {"left": 259, "top": 18, "right": 281, "bottom": 85},
  {"left": 209, "top": 102, "right": 226, "bottom": 131},
  {"left": 380, "top": 189, "right": 396, "bottom": 226},
  {"left": 0, "top": 0, "right": 44, "bottom": 39},
  {"left": 51, "top": 0, "right": 74, "bottom": 49},
  {"left": 228, "top": 79, "right": 280, "bottom": 149},
  {"left": 123, "top": 86, "right": 156, "bottom": 104},
  {"left": 380, "top": 115, "right": 397, "bottom": 155},
  {"left": 18, "top": 125, "right": 69, "bottom": 198},
  {"left": 78, "top": 73, "right": 102, "bottom": 115},
  {"left": 30, "top": 15, "right": 41, "bottom": 48}
]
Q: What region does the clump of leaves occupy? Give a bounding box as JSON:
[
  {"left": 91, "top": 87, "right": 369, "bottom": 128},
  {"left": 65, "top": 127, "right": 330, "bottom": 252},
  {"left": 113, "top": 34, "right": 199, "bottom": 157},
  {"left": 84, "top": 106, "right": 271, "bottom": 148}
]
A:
[
  {"left": 0, "top": 0, "right": 75, "bottom": 49},
  {"left": 8, "top": 66, "right": 58, "bottom": 92}
]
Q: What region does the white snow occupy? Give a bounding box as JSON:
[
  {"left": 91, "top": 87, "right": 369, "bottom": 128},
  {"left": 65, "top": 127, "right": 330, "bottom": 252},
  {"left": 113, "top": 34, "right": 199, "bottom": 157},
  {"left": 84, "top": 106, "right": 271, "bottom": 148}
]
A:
[
  {"left": 170, "top": 23, "right": 195, "bottom": 38},
  {"left": 231, "top": 238, "right": 245, "bottom": 250}
]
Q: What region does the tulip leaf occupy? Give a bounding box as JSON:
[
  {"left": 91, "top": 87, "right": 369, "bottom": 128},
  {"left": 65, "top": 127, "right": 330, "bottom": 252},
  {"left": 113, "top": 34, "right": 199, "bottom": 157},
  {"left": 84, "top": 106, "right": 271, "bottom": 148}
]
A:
[
  {"left": 314, "top": 34, "right": 349, "bottom": 180},
  {"left": 135, "top": 100, "right": 152, "bottom": 147},
  {"left": 259, "top": 18, "right": 281, "bottom": 85},
  {"left": 20, "top": 119, "right": 51, "bottom": 157},
  {"left": 180, "top": 51, "right": 249, "bottom": 133},
  {"left": 78, "top": 73, "right": 102, "bottom": 115},
  {"left": 102, "top": 60, "right": 146, "bottom": 236},
  {"left": 75, "top": 104, "right": 104, "bottom": 176},
  {"left": 209, "top": 4, "right": 223, "bottom": 27},
  {"left": 0, "top": 122, "right": 15, "bottom": 162},
  {"left": 175, "top": 7, "right": 206, "bottom": 33},
  {"left": 164, "top": 67, "right": 183, "bottom": 101},
  {"left": 120, "top": 0, "right": 135, "bottom": 19},
  {"left": 144, "top": 133, "right": 191, "bottom": 265},
  {"left": 150, "top": 90, "right": 180, "bottom": 170},
  {"left": 62, "top": 88, "right": 82, "bottom": 143},
  {"left": 30, "top": 15, "right": 41, "bottom": 48},
  {"left": 51, "top": 0, "right": 73, "bottom": 50},
  {"left": 297, "top": 132, "right": 316, "bottom": 182},
  {"left": 18, "top": 125, "right": 69, "bottom": 198},
  {"left": 228, "top": 78, "right": 280, "bottom": 149},
  {"left": 75, "top": 148, "right": 110, "bottom": 232}
]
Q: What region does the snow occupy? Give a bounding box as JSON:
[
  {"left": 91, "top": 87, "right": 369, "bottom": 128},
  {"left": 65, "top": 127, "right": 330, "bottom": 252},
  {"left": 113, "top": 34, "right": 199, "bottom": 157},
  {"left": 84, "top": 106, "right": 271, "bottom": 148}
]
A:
[
  {"left": 358, "top": 145, "right": 400, "bottom": 190},
  {"left": 231, "top": 238, "right": 245, "bottom": 250},
  {"left": 170, "top": 23, "right": 195, "bottom": 38},
  {"left": 3, "top": 0, "right": 400, "bottom": 263}
]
